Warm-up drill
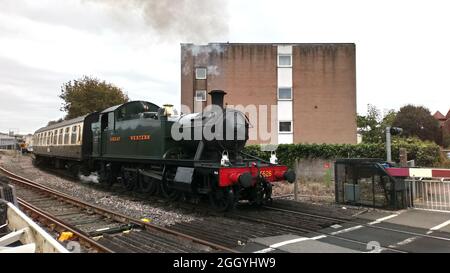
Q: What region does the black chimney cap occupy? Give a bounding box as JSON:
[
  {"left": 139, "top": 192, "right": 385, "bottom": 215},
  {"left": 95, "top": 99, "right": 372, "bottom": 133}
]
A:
[
  {"left": 209, "top": 90, "right": 227, "bottom": 109},
  {"left": 209, "top": 90, "right": 227, "bottom": 96}
]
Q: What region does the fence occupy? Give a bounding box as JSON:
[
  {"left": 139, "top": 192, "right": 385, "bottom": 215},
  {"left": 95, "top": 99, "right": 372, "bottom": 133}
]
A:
[{"left": 406, "top": 178, "right": 450, "bottom": 212}]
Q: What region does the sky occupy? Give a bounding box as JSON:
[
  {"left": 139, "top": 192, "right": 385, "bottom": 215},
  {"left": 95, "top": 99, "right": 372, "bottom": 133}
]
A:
[{"left": 0, "top": 0, "right": 449, "bottom": 134}]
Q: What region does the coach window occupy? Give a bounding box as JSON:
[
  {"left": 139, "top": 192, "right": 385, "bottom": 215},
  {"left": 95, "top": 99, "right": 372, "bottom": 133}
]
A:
[
  {"left": 77, "top": 125, "right": 82, "bottom": 144},
  {"left": 58, "top": 128, "right": 63, "bottom": 145},
  {"left": 53, "top": 130, "right": 58, "bottom": 145},
  {"left": 64, "top": 127, "right": 70, "bottom": 144},
  {"left": 71, "top": 126, "right": 77, "bottom": 144},
  {"left": 108, "top": 112, "right": 115, "bottom": 130}
]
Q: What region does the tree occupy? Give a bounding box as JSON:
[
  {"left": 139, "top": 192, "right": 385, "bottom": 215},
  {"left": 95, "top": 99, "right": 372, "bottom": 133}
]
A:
[
  {"left": 60, "top": 76, "right": 129, "bottom": 119},
  {"left": 357, "top": 105, "right": 397, "bottom": 143},
  {"left": 442, "top": 132, "right": 450, "bottom": 148},
  {"left": 392, "top": 105, "right": 441, "bottom": 143},
  {"left": 357, "top": 104, "right": 382, "bottom": 143}
]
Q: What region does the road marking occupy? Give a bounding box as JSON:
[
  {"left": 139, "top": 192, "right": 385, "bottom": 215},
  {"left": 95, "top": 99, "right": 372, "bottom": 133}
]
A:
[
  {"left": 368, "top": 214, "right": 399, "bottom": 225},
  {"left": 254, "top": 235, "right": 326, "bottom": 253},
  {"left": 430, "top": 219, "right": 450, "bottom": 231},
  {"left": 396, "top": 236, "right": 419, "bottom": 246},
  {"left": 330, "top": 225, "right": 363, "bottom": 235},
  {"left": 331, "top": 224, "right": 342, "bottom": 229}
]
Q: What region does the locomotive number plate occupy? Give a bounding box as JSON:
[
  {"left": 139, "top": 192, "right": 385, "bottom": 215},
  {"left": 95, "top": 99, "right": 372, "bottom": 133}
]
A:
[{"left": 260, "top": 170, "right": 273, "bottom": 178}]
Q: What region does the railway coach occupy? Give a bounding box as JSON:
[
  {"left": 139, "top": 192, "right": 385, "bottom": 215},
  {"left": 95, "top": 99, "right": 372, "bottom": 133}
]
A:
[{"left": 33, "top": 90, "right": 295, "bottom": 211}]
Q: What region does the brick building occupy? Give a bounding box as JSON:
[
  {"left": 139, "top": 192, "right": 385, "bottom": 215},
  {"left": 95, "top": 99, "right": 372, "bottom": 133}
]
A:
[
  {"left": 433, "top": 110, "right": 450, "bottom": 144},
  {"left": 180, "top": 43, "right": 357, "bottom": 145}
]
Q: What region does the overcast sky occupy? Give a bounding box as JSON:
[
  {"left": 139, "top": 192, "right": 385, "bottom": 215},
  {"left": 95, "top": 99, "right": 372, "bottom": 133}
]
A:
[{"left": 1, "top": 0, "right": 449, "bottom": 134}]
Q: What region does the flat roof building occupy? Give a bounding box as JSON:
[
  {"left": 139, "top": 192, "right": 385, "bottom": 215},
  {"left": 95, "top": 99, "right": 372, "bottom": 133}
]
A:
[{"left": 181, "top": 43, "right": 357, "bottom": 145}]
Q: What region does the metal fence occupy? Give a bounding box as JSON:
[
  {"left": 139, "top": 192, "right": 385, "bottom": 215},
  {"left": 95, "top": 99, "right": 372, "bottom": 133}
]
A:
[{"left": 406, "top": 178, "right": 450, "bottom": 212}]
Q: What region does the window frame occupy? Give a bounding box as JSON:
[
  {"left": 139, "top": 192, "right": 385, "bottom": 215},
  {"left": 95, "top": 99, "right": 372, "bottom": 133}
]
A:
[
  {"left": 277, "top": 87, "right": 293, "bottom": 100},
  {"left": 195, "top": 90, "right": 207, "bottom": 102},
  {"left": 278, "top": 54, "right": 292, "bottom": 67},
  {"left": 195, "top": 67, "right": 207, "bottom": 80},
  {"left": 279, "top": 121, "right": 293, "bottom": 134}
]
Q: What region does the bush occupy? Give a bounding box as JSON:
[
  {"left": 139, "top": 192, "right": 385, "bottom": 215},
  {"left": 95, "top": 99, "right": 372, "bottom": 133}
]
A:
[{"left": 243, "top": 137, "right": 441, "bottom": 167}]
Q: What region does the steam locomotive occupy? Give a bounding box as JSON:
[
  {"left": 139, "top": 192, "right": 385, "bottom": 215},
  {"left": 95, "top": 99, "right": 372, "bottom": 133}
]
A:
[{"left": 32, "top": 90, "right": 295, "bottom": 211}]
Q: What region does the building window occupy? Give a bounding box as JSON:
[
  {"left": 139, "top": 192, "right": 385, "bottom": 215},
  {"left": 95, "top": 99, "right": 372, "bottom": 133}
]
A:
[
  {"left": 195, "top": 67, "right": 207, "bottom": 79},
  {"left": 278, "top": 87, "right": 292, "bottom": 100},
  {"left": 195, "top": 90, "right": 207, "bottom": 101},
  {"left": 279, "top": 121, "right": 292, "bottom": 133},
  {"left": 278, "top": 55, "right": 292, "bottom": 67}
]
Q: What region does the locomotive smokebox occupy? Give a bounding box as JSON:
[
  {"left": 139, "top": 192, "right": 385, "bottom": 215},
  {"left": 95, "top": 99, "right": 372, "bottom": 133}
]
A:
[{"left": 209, "top": 90, "right": 227, "bottom": 109}]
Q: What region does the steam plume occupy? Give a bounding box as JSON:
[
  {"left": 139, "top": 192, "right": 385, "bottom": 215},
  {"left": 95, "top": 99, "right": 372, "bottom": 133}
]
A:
[{"left": 88, "top": 0, "right": 229, "bottom": 42}]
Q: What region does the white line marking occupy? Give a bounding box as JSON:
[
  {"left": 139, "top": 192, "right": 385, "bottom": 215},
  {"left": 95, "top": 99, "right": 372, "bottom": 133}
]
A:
[
  {"left": 253, "top": 235, "right": 326, "bottom": 253},
  {"left": 368, "top": 214, "right": 399, "bottom": 225},
  {"left": 396, "top": 236, "right": 419, "bottom": 246},
  {"left": 254, "top": 247, "right": 276, "bottom": 253},
  {"left": 430, "top": 219, "right": 450, "bottom": 231},
  {"left": 330, "top": 225, "right": 363, "bottom": 235}
]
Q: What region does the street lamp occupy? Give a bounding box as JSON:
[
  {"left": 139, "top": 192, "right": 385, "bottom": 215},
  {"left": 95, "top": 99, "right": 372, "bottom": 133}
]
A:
[{"left": 386, "top": 126, "right": 403, "bottom": 162}]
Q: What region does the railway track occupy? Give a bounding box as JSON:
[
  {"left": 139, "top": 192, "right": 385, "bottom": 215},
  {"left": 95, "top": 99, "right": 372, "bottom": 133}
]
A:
[
  {"left": 8, "top": 164, "right": 448, "bottom": 253},
  {"left": 0, "top": 166, "right": 236, "bottom": 253},
  {"left": 9, "top": 164, "right": 381, "bottom": 251}
]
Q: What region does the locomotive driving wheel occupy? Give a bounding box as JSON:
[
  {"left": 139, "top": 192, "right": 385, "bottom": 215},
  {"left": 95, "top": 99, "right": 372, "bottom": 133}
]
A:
[
  {"left": 160, "top": 166, "right": 181, "bottom": 201},
  {"left": 122, "top": 169, "right": 137, "bottom": 191},
  {"left": 209, "top": 187, "right": 236, "bottom": 212},
  {"left": 139, "top": 175, "right": 158, "bottom": 196},
  {"left": 98, "top": 163, "right": 114, "bottom": 189}
]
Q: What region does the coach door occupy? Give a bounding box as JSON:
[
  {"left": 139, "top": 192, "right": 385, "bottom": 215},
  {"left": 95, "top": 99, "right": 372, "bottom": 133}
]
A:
[
  {"left": 99, "top": 112, "right": 114, "bottom": 156},
  {"left": 91, "top": 121, "right": 101, "bottom": 157}
]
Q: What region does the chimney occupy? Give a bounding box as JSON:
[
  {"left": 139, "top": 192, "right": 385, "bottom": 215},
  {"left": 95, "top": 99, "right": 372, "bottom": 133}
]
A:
[{"left": 209, "top": 90, "right": 226, "bottom": 109}]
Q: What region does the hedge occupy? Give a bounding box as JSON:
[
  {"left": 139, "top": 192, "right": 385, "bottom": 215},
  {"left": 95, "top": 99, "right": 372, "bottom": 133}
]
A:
[{"left": 243, "top": 138, "right": 441, "bottom": 167}]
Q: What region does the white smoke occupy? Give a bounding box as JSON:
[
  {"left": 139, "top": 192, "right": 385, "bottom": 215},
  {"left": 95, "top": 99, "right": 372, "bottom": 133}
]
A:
[
  {"left": 79, "top": 172, "right": 99, "bottom": 184},
  {"left": 181, "top": 44, "right": 227, "bottom": 76},
  {"left": 87, "top": 0, "right": 229, "bottom": 43}
]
